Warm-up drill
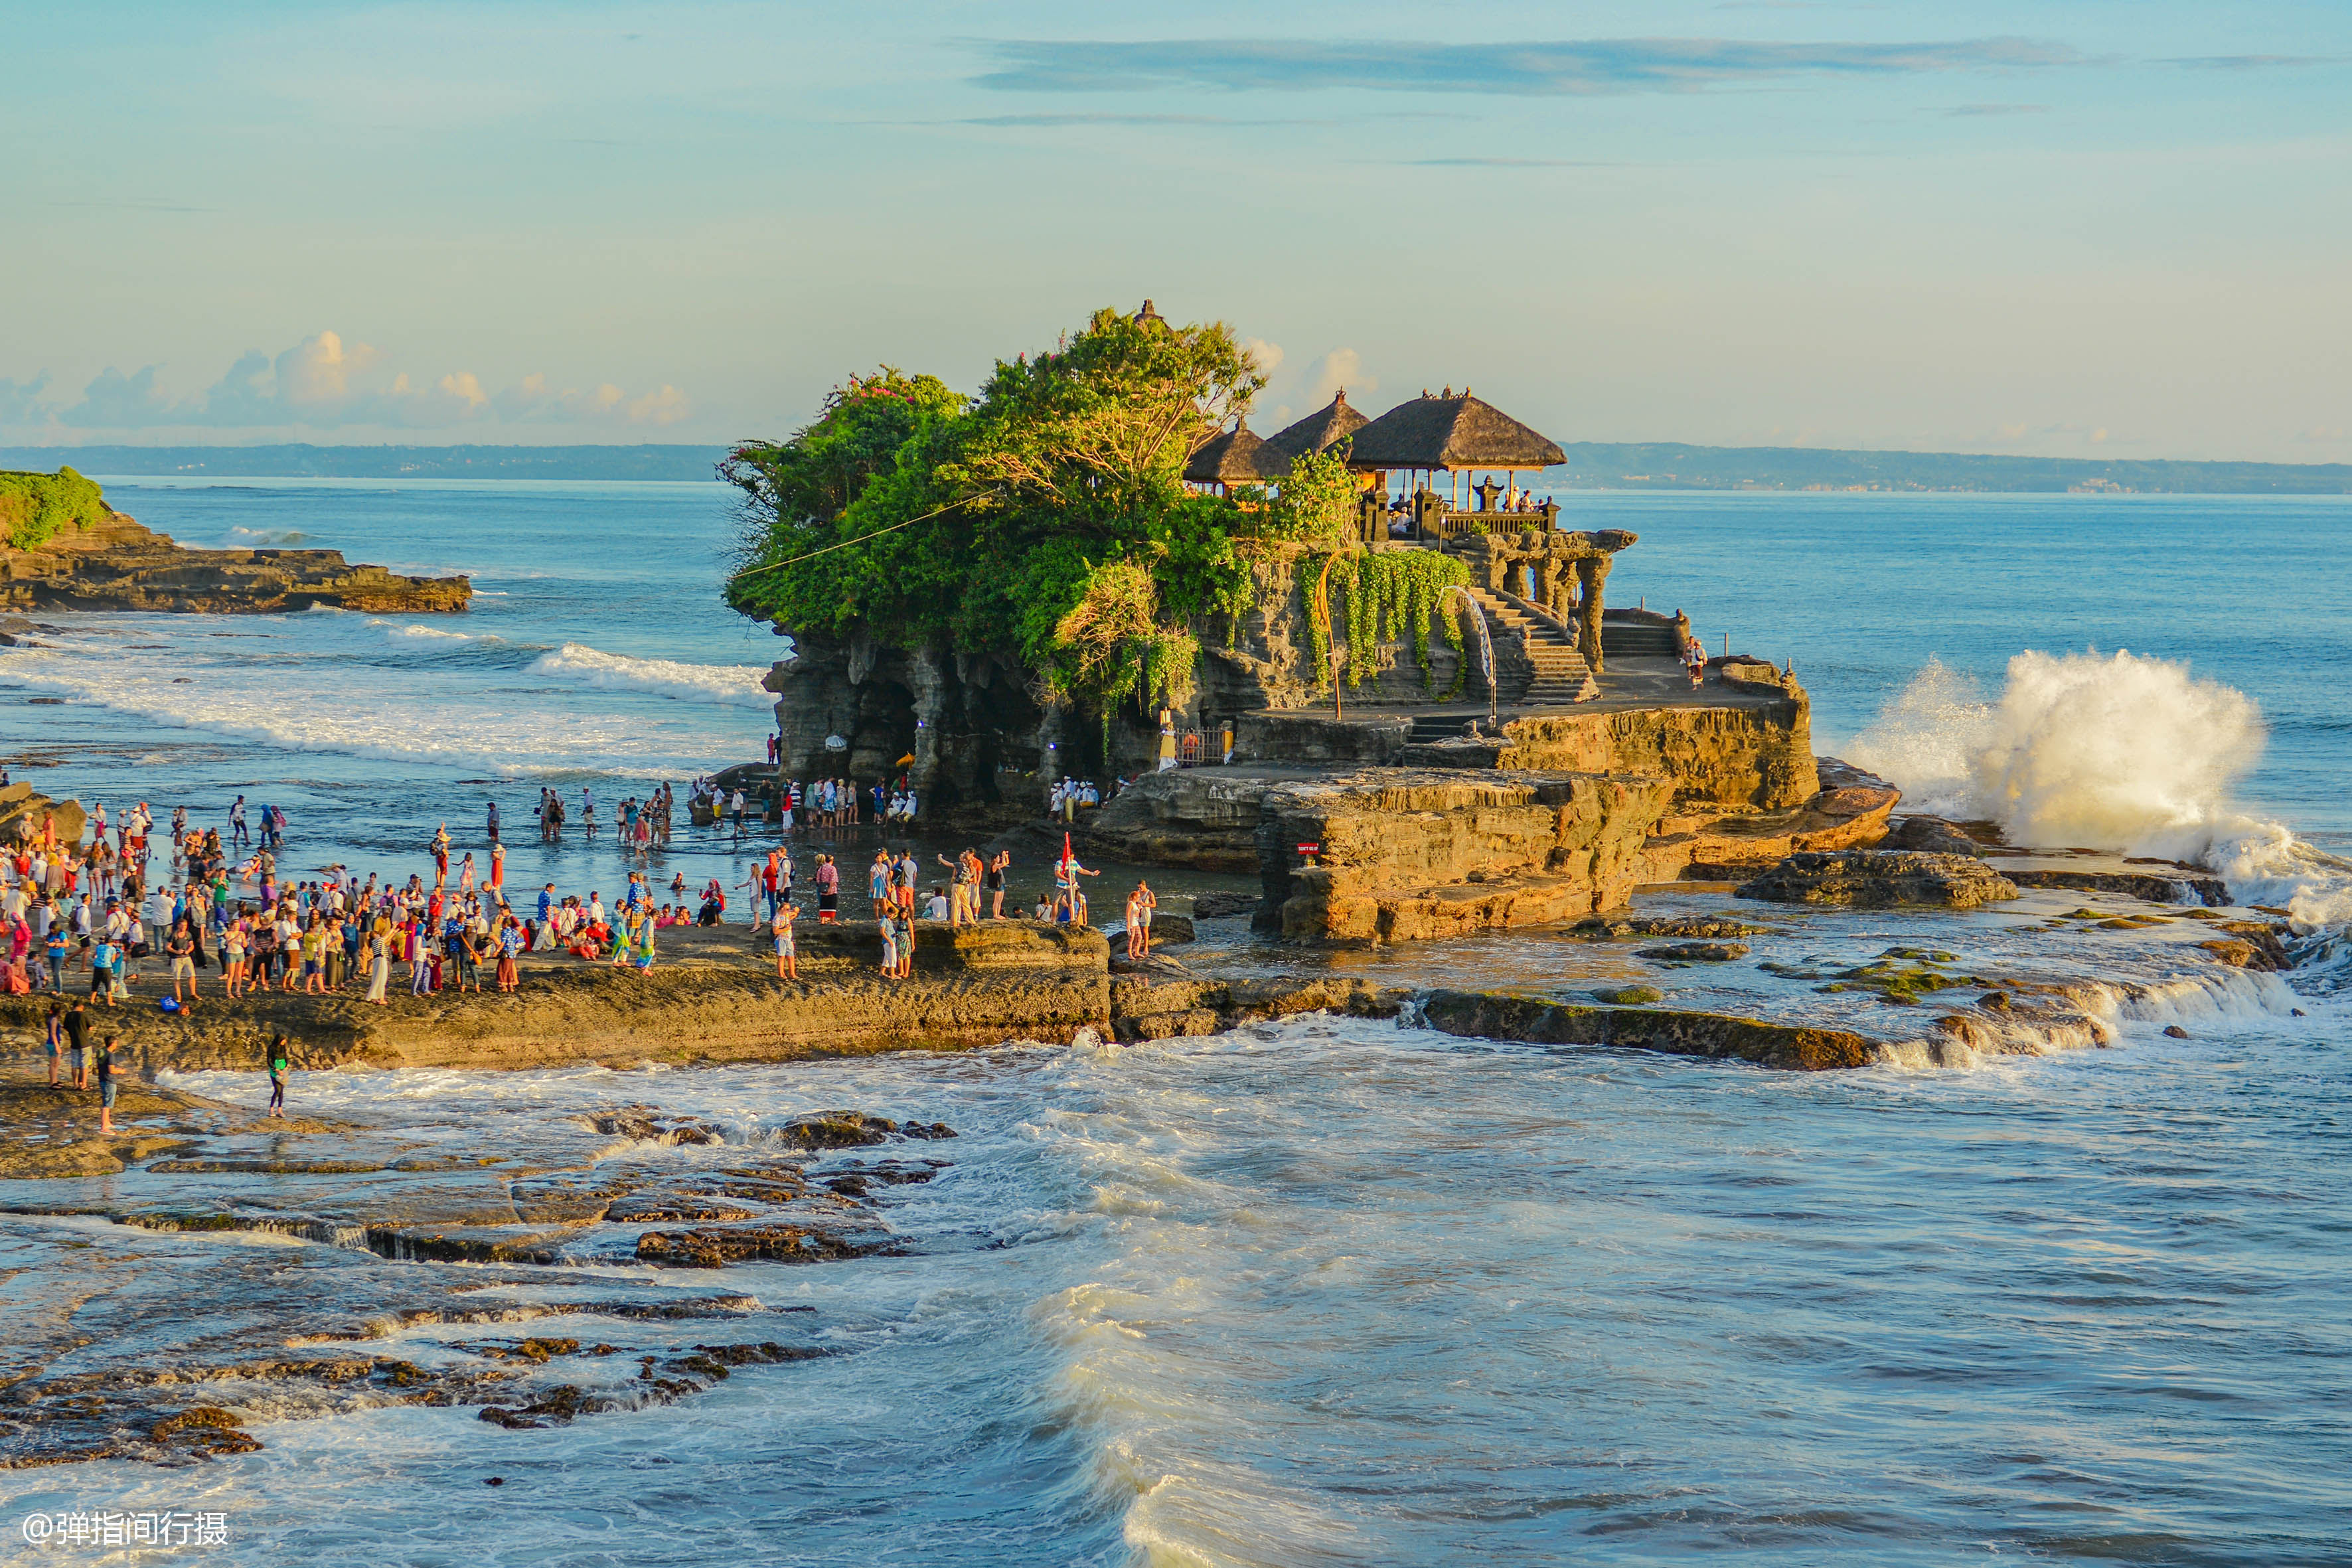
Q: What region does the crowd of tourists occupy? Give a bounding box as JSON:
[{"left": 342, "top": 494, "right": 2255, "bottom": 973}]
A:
[{"left": 1, "top": 765, "right": 1178, "bottom": 1010}]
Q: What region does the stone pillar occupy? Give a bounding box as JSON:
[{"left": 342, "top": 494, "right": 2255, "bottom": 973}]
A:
[
  {"left": 1575, "top": 556, "right": 1612, "bottom": 673},
  {"left": 1532, "top": 557, "right": 1563, "bottom": 618}
]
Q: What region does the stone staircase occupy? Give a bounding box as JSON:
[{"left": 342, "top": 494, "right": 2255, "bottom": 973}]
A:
[
  {"left": 1467, "top": 587, "right": 1590, "bottom": 705},
  {"left": 1601, "top": 611, "right": 1681, "bottom": 661},
  {"left": 1406, "top": 714, "right": 1476, "bottom": 744}
]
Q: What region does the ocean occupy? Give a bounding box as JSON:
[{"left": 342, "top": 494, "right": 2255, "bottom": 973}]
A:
[{"left": 3, "top": 480, "right": 2348, "bottom": 1565}]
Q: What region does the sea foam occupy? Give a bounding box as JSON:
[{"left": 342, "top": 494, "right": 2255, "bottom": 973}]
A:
[
  {"left": 528, "top": 643, "right": 775, "bottom": 707},
  {"left": 1847, "top": 650, "right": 2352, "bottom": 929}
]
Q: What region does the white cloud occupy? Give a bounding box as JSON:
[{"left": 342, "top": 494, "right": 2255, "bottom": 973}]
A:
[
  {"left": 1309, "top": 348, "right": 1375, "bottom": 406},
  {"left": 24, "top": 333, "right": 691, "bottom": 433},
  {"left": 625, "top": 384, "right": 692, "bottom": 427},
  {"left": 1243, "top": 337, "right": 1285, "bottom": 379}
]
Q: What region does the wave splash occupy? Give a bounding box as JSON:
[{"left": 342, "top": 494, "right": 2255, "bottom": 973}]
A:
[
  {"left": 528, "top": 643, "right": 774, "bottom": 708},
  {"left": 1847, "top": 650, "right": 2352, "bottom": 928}
]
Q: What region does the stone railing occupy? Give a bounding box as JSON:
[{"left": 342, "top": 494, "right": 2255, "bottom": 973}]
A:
[{"left": 1429, "top": 503, "right": 1560, "bottom": 540}]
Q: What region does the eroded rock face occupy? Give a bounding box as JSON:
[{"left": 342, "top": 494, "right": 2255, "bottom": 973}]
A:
[
  {"left": 1078, "top": 769, "right": 1283, "bottom": 870},
  {"left": 1737, "top": 850, "right": 2021, "bottom": 909},
  {"left": 0, "top": 510, "right": 467, "bottom": 613},
  {"left": 1494, "top": 700, "right": 1818, "bottom": 809},
  {"left": 0, "top": 781, "right": 85, "bottom": 847},
  {"left": 1254, "top": 769, "right": 1676, "bottom": 945}
]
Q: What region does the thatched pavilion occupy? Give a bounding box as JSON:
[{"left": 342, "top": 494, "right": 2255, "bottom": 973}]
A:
[
  {"left": 1260, "top": 389, "right": 1370, "bottom": 465},
  {"left": 1345, "top": 388, "right": 1567, "bottom": 520},
  {"left": 1182, "top": 419, "right": 1284, "bottom": 494}
]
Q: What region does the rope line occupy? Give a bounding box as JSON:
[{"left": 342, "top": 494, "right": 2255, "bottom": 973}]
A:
[{"left": 725, "top": 489, "right": 1002, "bottom": 583}]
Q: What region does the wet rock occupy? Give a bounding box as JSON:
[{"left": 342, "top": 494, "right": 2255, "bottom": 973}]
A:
[
  {"left": 584, "top": 1106, "right": 721, "bottom": 1146},
  {"left": 2005, "top": 867, "right": 2229, "bottom": 907},
  {"left": 603, "top": 1194, "right": 761, "bottom": 1224},
  {"left": 1738, "top": 850, "right": 2020, "bottom": 909},
  {"left": 1125, "top": 913, "right": 1194, "bottom": 945},
  {"left": 363, "top": 1224, "right": 589, "bottom": 1265},
  {"left": 1636, "top": 942, "right": 1749, "bottom": 963},
  {"left": 1572, "top": 914, "right": 1767, "bottom": 941},
  {"left": 1422, "top": 988, "right": 1877, "bottom": 1071},
  {"left": 1813, "top": 757, "right": 1895, "bottom": 793},
  {"left": 2162, "top": 1025, "right": 2191, "bottom": 1039},
  {"left": 826, "top": 1158, "right": 945, "bottom": 1185},
  {"left": 780, "top": 1111, "right": 898, "bottom": 1148},
  {"left": 1192, "top": 892, "right": 1261, "bottom": 919},
  {"left": 635, "top": 1222, "right": 893, "bottom": 1268},
  {"left": 1591, "top": 985, "right": 1663, "bottom": 1005},
  {"left": 1887, "top": 817, "right": 1986, "bottom": 856}
]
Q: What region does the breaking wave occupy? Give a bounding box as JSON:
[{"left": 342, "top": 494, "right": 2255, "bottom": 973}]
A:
[
  {"left": 216, "top": 526, "right": 311, "bottom": 548},
  {"left": 1847, "top": 651, "right": 2352, "bottom": 929},
  {"left": 528, "top": 643, "right": 774, "bottom": 708}
]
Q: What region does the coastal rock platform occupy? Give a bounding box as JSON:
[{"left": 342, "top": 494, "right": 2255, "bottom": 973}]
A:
[{"left": 0, "top": 509, "right": 469, "bottom": 614}]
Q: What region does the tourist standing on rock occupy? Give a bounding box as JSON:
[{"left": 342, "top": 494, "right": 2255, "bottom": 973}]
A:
[
  {"left": 1125, "top": 881, "right": 1157, "bottom": 960},
  {"left": 167, "top": 919, "right": 198, "bottom": 1009},
  {"left": 94, "top": 1034, "right": 119, "bottom": 1135},
  {"left": 486, "top": 800, "right": 500, "bottom": 844},
  {"left": 772, "top": 898, "right": 798, "bottom": 980},
  {"left": 431, "top": 824, "right": 451, "bottom": 889},
  {"left": 499, "top": 915, "right": 524, "bottom": 990},
  {"left": 986, "top": 850, "right": 1010, "bottom": 919},
  {"left": 815, "top": 855, "right": 838, "bottom": 923},
  {"left": 62, "top": 998, "right": 89, "bottom": 1088},
  {"left": 365, "top": 929, "right": 391, "bottom": 1005},
  {"left": 266, "top": 1033, "right": 289, "bottom": 1119},
  {"left": 868, "top": 851, "right": 892, "bottom": 920},
  {"left": 42, "top": 1000, "right": 64, "bottom": 1085}
]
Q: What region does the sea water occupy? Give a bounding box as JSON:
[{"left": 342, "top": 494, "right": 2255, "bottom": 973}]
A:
[{"left": 2, "top": 482, "right": 2349, "bottom": 1565}]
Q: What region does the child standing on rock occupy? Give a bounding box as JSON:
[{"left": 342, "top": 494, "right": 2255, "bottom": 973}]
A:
[{"left": 266, "top": 1033, "right": 290, "bottom": 1119}]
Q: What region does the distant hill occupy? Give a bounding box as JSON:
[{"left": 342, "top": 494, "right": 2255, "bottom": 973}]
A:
[
  {"left": 0, "top": 444, "right": 730, "bottom": 482},
  {"left": 1, "top": 441, "right": 2345, "bottom": 493},
  {"left": 1551, "top": 443, "right": 2352, "bottom": 495}
]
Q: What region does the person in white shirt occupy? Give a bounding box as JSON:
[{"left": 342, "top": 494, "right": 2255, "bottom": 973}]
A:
[{"left": 925, "top": 888, "right": 949, "bottom": 921}]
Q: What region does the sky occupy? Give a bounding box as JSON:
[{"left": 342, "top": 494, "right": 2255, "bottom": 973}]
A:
[{"left": 3, "top": 1, "right": 2349, "bottom": 462}]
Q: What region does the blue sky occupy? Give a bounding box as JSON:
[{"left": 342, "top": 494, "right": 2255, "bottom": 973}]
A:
[{"left": 3, "top": 1, "right": 2347, "bottom": 461}]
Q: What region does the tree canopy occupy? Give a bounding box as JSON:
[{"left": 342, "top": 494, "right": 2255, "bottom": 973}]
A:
[{"left": 724, "top": 305, "right": 1351, "bottom": 718}]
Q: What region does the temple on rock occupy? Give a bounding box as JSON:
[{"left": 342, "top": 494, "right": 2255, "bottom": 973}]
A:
[{"left": 747, "top": 301, "right": 1857, "bottom": 947}]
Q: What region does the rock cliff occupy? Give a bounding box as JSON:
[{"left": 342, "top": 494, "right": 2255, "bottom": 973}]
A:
[
  {"left": 1253, "top": 769, "right": 1676, "bottom": 944},
  {"left": 0, "top": 508, "right": 469, "bottom": 614}
]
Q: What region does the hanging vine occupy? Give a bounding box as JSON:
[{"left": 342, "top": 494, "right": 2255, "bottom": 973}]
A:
[{"left": 1301, "top": 549, "right": 1471, "bottom": 692}]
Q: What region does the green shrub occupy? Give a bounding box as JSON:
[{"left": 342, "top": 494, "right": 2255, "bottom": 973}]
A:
[{"left": 0, "top": 467, "right": 110, "bottom": 551}]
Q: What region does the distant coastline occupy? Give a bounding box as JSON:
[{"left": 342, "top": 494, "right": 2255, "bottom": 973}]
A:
[
  {"left": 0, "top": 443, "right": 732, "bottom": 483},
  {"left": 1, "top": 440, "right": 2345, "bottom": 493}
]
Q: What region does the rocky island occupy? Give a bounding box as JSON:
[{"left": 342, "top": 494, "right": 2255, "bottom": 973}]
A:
[{"left": 0, "top": 466, "right": 470, "bottom": 613}]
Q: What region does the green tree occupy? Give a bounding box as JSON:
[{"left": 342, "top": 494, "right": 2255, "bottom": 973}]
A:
[{"left": 725, "top": 305, "right": 1271, "bottom": 720}]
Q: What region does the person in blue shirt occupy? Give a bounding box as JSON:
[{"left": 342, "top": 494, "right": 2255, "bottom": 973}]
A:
[{"left": 90, "top": 933, "right": 119, "bottom": 1006}]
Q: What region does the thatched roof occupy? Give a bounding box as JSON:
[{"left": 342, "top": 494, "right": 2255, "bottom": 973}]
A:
[
  {"left": 1261, "top": 390, "right": 1371, "bottom": 464},
  {"left": 1183, "top": 421, "right": 1282, "bottom": 485},
  {"left": 1344, "top": 390, "right": 1565, "bottom": 470}
]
